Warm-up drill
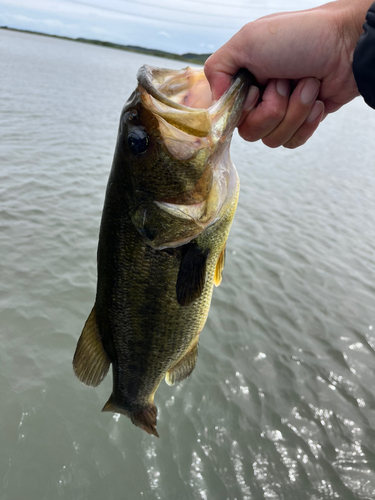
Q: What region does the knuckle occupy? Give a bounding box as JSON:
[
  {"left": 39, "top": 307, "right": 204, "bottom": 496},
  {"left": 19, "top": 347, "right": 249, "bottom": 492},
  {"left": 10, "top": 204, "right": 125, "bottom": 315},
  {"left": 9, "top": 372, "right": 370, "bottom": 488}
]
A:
[
  {"left": 238, "top": 128, "right": 257, "bottom": 143},
  {"left": 284, "top": 132, "right": 311, "bottom": 149},
  {"left": 262, "top": 136, "right": 282, "bottom": 149},
  {"left": 238, "top": 22, "right": 252, "bottom": 36},
  {"left": 238, "top": 119, "right": 262, "bottom": 142},
  {"left": 287, "top": 123, "right": 317, "bottom": 148},
  {"left": 204, "top": 55, "right": 214, "bottom": 71},
  {"left": 283, "top": 140, "right": 301, "bottom": 150},
  {"left": 264, "top": 102, "right": 285, "bottom": 123}
]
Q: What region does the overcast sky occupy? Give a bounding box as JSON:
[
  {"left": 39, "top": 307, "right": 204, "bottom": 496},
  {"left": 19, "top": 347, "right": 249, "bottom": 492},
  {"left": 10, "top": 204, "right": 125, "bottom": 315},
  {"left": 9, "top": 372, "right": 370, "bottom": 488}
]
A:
[{"left": 0, "top": 0, "right": 325, "bottom": 54}]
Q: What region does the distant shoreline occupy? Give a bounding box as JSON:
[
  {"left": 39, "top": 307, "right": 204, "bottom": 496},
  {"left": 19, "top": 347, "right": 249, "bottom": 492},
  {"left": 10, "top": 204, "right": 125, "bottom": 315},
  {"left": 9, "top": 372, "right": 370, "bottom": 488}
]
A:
[{"left": 0, "top": 26, "right": 211, "bottom": 65}]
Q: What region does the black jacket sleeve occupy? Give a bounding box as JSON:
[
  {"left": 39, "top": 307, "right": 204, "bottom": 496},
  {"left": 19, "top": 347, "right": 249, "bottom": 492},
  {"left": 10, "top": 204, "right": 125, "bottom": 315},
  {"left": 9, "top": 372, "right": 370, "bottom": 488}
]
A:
[{"left": 353, "top": 2, "right": 375, "bottom": 109}]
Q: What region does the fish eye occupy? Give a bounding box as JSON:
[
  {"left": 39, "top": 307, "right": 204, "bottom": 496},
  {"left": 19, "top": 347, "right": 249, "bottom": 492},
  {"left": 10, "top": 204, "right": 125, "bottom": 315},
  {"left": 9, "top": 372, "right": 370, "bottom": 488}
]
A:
[{"left": 127, "top": 129, "right": 149, "bottom": 155}]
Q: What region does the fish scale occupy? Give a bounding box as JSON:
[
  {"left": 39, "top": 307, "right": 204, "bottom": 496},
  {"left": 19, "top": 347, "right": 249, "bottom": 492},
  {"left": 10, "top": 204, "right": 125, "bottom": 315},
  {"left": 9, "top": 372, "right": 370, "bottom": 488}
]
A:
[{"left": 73, "top": 65, "right": 252, "bottom": 436}]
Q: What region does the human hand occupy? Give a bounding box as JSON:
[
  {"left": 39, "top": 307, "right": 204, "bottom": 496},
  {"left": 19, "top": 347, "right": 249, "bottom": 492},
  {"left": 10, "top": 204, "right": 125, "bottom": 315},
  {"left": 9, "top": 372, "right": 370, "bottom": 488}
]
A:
[{"left": 205, "top": 0, "right": 370, "bottom": 148}]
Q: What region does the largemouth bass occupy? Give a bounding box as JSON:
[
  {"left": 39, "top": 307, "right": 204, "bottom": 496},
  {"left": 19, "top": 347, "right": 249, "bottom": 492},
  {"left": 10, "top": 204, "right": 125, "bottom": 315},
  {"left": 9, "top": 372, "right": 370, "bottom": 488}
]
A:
[{"left": 73, "top": 65, "right": 252, "bottom": 437}]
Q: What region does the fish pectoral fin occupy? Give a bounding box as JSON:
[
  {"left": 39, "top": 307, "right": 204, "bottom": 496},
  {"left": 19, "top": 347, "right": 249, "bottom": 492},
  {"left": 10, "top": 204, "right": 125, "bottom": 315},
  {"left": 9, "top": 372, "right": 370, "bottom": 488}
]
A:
[
  {"left": 176, "top": 241, "right": 209, "bottom": 306},
  {"left": 214, "top": 243, "right": 226, "bottom": 287},
  {"left": 73, "top": 306, "right": 110, "bottom": 387},
  {"left": 165, "top": 340, "right": 199, "bottom": 386}
]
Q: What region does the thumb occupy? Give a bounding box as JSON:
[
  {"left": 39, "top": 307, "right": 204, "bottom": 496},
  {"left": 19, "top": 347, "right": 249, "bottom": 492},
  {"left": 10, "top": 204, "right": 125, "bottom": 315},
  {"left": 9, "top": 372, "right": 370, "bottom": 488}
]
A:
[{"left": 204, "top": 44, "right": 243, "bottom": 101}]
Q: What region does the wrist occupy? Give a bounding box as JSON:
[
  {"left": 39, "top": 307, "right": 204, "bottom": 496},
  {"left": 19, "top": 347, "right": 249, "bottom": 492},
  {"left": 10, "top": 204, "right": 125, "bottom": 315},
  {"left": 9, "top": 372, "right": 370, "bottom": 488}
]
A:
[{"left": 322, "top": 0, "right": 373, "bottom": 52}]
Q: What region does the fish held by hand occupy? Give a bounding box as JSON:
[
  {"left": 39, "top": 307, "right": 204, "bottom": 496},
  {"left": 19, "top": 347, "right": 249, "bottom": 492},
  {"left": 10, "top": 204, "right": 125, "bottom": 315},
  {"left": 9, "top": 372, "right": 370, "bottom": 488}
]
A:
[{"left": 73, "top": 65, "right": 253, "bottom": 437}]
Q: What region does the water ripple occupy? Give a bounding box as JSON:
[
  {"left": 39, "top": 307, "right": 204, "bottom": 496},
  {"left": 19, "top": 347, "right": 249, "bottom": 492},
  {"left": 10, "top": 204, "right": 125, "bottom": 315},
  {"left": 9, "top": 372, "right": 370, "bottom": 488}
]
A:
[{"left": 1, "top": 28, "right": 375, "bottom": 500}]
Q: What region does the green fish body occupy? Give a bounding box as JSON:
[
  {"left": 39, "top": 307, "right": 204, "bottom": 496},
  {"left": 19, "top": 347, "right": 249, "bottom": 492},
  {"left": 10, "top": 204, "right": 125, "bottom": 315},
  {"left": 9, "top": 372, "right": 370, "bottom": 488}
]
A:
[{"left": 73, "top": 66, "right": 252, "bottom": 436}]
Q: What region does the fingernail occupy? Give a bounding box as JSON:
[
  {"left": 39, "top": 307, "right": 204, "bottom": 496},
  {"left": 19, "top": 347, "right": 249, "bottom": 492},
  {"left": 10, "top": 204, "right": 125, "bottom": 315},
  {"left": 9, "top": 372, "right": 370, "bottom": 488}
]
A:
[
  {"left": 301, "top": 78, "right": 320, "bottom": 105},
  {"left": 244, "top": 85, "right": 259, "bottom": 111},
  {"left": 306, "top": 100, "right": 324, "bottom": 123},
  {"left": 276, "top": 79, "right": 290, "bottom": 97}
]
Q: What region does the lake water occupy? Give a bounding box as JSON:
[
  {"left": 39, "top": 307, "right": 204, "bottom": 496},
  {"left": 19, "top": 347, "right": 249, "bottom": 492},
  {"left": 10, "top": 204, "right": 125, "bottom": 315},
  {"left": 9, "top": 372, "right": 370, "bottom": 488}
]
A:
[{"left": 1, "top": 28, "right": 375, "bottom": 500}]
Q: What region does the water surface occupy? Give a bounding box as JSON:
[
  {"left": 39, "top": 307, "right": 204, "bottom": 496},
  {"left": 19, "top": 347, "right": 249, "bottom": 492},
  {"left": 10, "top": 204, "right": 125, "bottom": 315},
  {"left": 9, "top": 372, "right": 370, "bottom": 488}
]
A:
[{"left": 1, "top": 29, "right": 375, "bottom": 500}]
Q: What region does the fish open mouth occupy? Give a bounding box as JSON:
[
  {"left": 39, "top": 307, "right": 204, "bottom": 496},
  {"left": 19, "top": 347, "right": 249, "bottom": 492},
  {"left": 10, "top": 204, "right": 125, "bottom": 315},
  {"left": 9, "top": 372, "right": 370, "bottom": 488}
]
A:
[
  {"left": 131, "top": 65, "right": 252, "bottom": 249},
  {"left": 137, "top": 65, "right": 252, "bottom": 143}
]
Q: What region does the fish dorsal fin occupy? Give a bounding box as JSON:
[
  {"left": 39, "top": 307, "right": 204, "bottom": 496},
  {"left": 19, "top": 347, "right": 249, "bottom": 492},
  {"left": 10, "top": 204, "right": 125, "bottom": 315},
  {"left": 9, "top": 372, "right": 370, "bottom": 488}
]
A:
[
  {"left": 214, "top": 244, "right": 226, "bottom": 287},
  {"left": 165, "top": 340, "right": 199, "bottom": 386},
  {"left": 176, "top": 242, "right": 209, "bottom": 306},
  {"left": 73, "top": 306, "right": 110, "bottom": 387}
]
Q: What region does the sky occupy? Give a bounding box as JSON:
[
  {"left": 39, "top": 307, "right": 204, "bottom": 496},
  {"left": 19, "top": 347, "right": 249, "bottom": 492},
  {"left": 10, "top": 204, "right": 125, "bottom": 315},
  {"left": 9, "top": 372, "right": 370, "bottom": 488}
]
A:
[{"left": 0, "top": 0, "right": 325, "bottom": 54}]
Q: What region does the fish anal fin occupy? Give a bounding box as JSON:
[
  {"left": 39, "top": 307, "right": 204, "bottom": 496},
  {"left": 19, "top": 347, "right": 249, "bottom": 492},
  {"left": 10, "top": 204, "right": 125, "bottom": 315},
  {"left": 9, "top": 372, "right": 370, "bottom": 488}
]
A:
[
  {"left": 214, "top": 243, "right": 226, "bottom": 287},
  {"left": 165, "top": 340, "right": 198, "bottom": 386},
  {"left": 73, "top": 306, "right": 110, "bottom": 387},
  {"left": 101, "top": 397, "right": 119, "bottom": 414},
  {"left": 102, "top": 396, "right": 159, "bottom": 437},
  {"left": 176, "top": 241, "right": 209, "bottom": 307}
]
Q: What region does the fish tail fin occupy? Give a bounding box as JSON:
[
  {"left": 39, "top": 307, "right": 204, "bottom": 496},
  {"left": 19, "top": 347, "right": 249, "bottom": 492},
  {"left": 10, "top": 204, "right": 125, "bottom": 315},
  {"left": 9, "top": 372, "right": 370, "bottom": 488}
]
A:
[
  {"left": 73, "top": 306, "right": 111, "bottom": 387},
  {"left": 131, "top": 406, "right": 159, "bottom": 438},
  {"left": 102, "top": 396, "right": 159, "bottom": 438}
]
